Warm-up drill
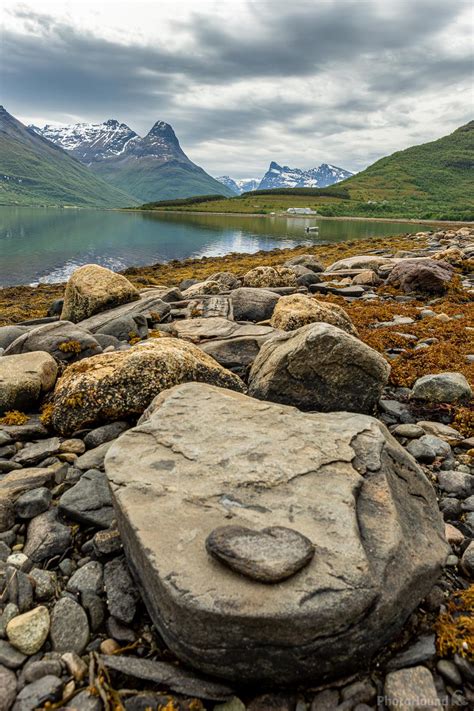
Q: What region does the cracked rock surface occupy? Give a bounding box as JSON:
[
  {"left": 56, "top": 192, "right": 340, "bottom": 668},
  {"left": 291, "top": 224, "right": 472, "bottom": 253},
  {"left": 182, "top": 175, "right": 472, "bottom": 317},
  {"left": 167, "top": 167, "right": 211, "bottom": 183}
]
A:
[{"left": 105, "top": 382, "right": 448, "bottom": 683}]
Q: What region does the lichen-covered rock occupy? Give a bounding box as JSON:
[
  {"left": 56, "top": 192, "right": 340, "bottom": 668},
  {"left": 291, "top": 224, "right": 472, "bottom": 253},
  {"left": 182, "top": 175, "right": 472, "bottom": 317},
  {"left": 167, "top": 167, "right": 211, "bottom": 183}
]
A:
[
  {"left": 182, "top": 281, "right": 221, "bottom": 298},
  {"left": 242, "top": 266, "right": 297, "bottom": 288},
  {"left": 386, "top": 258, "right": 454, "bottom": 294},
  {"left": 0, "top": 352, "right": 58, "bottom": 414},
  {"left": 411, "top": 372, "right": 472, "bottom": 403},
  {"left": 51, "top": 339, "right": 244, "bottom": 434},
  {"left": 270, "top": 294, "right": 357, "bottom": 334},
  {"left": 206, "top": 272, "right": 242, "bottom": 290},
  {"left": 61, "top": 264, "right": 140, "bottom": 323},
  {"left": 351, "top": 270, "right": 382, "bottom": 286},
  {"left": 4, "top": 321, "right": 102, "bottom": 363},
  {"left": 105, "top": 382, "right": 447, "bottom": 683},
  {"left": 248, "top": 322, "right": 390, "bottom": 413}
]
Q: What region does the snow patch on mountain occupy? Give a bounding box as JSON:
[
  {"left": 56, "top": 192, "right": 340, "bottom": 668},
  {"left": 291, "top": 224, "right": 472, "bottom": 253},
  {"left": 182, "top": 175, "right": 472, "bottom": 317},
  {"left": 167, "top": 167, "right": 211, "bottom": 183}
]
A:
[
  {"left": 258, "top": 161, "right": 353, "bottom": 190},
  {"left": 216, "top": 176, "right": 260, "bottom": 194}
]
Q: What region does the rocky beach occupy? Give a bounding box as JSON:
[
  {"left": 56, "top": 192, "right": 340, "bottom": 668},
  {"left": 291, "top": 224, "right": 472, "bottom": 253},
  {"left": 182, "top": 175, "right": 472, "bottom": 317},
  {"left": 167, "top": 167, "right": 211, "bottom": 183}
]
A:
[{"left": 0, "top": 227, "right": 473, "bottom": 711}]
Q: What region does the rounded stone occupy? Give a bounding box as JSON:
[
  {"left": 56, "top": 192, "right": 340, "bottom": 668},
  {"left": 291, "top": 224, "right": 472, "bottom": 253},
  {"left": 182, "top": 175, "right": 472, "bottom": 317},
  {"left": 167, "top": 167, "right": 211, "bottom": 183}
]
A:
[
  {"left": 206, "top": 525, "right": 315, "bottom": 582},
  {"left": 50, "top": 597, "right": 89, "bottom": 654},
  {"left": 412, "top": 372, "right": 472, "bottom": 403},
  {"left": 270, "top": 294, "right": 357, "bottom": 335},
  {"left": 6, "top": 606, "right": 50, "bottom": 655}
]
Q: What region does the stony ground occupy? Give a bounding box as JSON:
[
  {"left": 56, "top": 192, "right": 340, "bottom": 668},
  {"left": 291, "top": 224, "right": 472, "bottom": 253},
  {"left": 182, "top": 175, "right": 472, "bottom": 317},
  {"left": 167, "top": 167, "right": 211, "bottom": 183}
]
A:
[{"left": 0, "top": 227, "right": 473, "bottom": 711}]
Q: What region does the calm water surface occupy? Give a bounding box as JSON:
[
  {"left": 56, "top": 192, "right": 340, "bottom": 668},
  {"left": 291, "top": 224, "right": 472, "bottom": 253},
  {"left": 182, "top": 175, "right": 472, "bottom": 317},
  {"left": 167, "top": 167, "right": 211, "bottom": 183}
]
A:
[{"left": 0, "top": 206, "right": 429, "bottom": 287}]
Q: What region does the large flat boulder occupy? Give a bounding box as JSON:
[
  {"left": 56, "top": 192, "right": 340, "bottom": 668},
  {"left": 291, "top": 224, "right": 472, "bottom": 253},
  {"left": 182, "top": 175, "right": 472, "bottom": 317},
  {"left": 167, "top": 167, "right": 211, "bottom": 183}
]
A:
[
  {"left": 0, "top": 352, "right": 58, "bottom": 414},
  {"left": 270, "top": 294, "right": 357, "bottom": 334},
  {"left": 61, "top": 265, "right": 140, "bottom": 323},
  {"left": 50, "top": 339, "right": 244, "bottom": 434},
  {"left": 4, "top": 321, "right": 102, "bottom": 363},
  {"left": 248, "top": 323, "right": 390, "bottom": 413},
  {"left": 386, "top": 258, "right": 454, "bottom": 294},
  {"left": 105, "top": 383, "right": 447, "bottom": 683}
]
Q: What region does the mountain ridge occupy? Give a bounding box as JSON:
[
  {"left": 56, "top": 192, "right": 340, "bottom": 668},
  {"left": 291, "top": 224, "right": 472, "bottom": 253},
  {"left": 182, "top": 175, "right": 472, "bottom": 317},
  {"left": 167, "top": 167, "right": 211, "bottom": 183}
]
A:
[
  {"left": 0, "top": 107, "right": 137, "bottom": 208},
  {"left": 217, "top": 161, "right": 353, "bottom": 194},
  {"left": 33, "top": 119, "right": 233, "bottom": 202}
]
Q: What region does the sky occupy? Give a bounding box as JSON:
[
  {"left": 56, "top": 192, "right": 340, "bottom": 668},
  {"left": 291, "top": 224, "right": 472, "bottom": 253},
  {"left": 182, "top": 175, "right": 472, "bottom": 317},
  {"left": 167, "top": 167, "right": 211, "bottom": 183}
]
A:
[{"left": 1, "top": 0, "right": 473, "bottom": 178}]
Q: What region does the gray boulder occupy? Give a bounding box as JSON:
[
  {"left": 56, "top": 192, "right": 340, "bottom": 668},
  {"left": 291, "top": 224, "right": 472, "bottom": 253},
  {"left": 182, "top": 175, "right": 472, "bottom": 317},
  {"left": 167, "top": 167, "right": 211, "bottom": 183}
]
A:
[
  {"left": 230, "top": 288, "right": 279, "bottom": 322},
  {"left": 248, "top": 323, "right": 390, "bottom": 413},
  {"left": 96, "top": 314, "right": 148, "bottom": 342},
  {"left": 77, "top": 292, "right": 171, "bottom": 333},
  {"left": 411, "top": 372, "right": 472, "bottom": 403},
  {"left": 4, "top": 322, "right": 102, "bottom": 363},
  {"left": 105, "top": 382, "right": 447, "bottom": 683},
  {"left": 0, "top": 352, "right": 58, "bottom": 414},
  {"left": 284, "top": 254, "right": 324, "bottom": 273},
  {"left": 170, "top": 318, "right": 275, "bottom": 344},
  {"left": 0, "top": 326, "right": 30, "bottom": 351}
]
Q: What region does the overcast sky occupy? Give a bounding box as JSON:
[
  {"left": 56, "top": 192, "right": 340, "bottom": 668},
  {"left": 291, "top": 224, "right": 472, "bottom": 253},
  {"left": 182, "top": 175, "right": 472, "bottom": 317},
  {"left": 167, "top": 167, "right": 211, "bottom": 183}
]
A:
[{"left": 1, "top": 0, "right": 473, "bottom": 178}]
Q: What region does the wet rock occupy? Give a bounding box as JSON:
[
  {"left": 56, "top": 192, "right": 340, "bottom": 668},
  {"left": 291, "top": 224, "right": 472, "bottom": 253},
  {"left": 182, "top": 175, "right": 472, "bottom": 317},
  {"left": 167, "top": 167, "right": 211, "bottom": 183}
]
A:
[
  {"left": 6, "top": 606, "right": 50, "bottom": 655},
  {"left": 50, "top": 597, "right": 89, "bottom": 654},
  {"left": 0, "top": 663, "right": 16, "bottom": 711},
  {"left": 248, "top": 323, "right": 390, "bottom": 414},
  {"left": 0, "top": 352, "right": 58, "bottom": 413},
  {"left": 23, "top": 510, "right": 71, "bottom": 562},
  {"left": 15, "top": 488, "right": 52, "bottom": 519},
  {"left": 206, "top": 525, "right": 315, "bottom": 582},
  {"left": 58, "top": 469, "right": 114, "bottom": 528},
  {"left": 101, "top": 654, "right": 233, "bottom": 700},
  {"left": 51, "top": 338, "right": 243, "bottom": 434},
  {"left": 270, "top": 294, "right": 357, "bottom": 334},
  {"left": 104, "top": 382, "right": 447, "bottom": 683},
  {"left": 4, "top": 321, "right": 102, "bottom": 363},
  {"left": 230, "top": 287, "right": 279, "bottom": 322},
  {"left": 61, "top": 264, "right": 140, "bottom": 323},
  {"left": 242, "top": 266, "right": 297, "bottom": 288},
  {"left": 383, "top": 666, "right": 439, "bottom": 710},
  {"left": 83, "top": 421, "right": 129, "bottom": 449},
  {"left": 411, "top": 372, "right": 472, "bottom": 403},
  {"left": 12, "top": 674, "right": 62, "bottom": 711},
  {"left": 104, "top": 557, "right": 138, "bottom": 624}
]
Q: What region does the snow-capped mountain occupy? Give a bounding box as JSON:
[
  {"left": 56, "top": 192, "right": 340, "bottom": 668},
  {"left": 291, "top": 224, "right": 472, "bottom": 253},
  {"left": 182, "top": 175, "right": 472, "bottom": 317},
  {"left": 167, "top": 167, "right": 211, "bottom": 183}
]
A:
[
  {"left": 216, "top": 176, "right": 260, "bottom": 195},
  {"left": 258, "top": 161, "right": 353, "bottom": 190},
  {"left": 31, "top": 119, "right": 233, "bottom": 202}
]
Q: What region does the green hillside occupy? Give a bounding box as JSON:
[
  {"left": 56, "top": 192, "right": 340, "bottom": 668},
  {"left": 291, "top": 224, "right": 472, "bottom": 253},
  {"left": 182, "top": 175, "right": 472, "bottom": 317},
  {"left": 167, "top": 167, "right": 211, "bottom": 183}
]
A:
[
  {"left": 93, "top": 157, "right": 234, "bottom": 203},
  {"left": 334, "top": 121, "right": 474, "bottom": 220},
  {"left": 0, "top": 108, "right": 137, "bottom": 208}
]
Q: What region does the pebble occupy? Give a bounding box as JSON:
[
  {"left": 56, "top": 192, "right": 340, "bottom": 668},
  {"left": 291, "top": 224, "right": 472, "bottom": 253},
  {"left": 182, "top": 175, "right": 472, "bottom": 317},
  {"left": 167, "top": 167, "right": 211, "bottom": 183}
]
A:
[
  {"left": 13, "top": 674, "right": 63, "bottom": 711},
  {"left": 15, "top": 487, "right": 52, "bottom": 519},
  {"left": 0, "top": 664, "right": 17, "bottom": 711},
  {"left": 384, "top": 666, "right": 439, "bottom": 710},
  {"left": 104, "top": 557, "right": 138, "bottom": 624},
  {"left": 100, "top": 637, "right": 121, "bottom": 654},
  {"left": 29, "top": 568, "right": 57, "bottom": 600},
  {"left": 50, "top": 596, "right": 90, "bottom": 654},
  {"left": 6, "top": 552, "right": 30, "bottom": 571},
  {"left": 444, "top": 523, "right": 464, "bottom": 546},
  {"left": 437, "top": 470, "right": 474, "bottom": 498},
  {"left": 64, "top": 689, "right": 102, "bottom": 711},
  {"left": 392, "top": 424, "right": 424, "bottom": 439},
  {"left": 460, "top": 541, "right": 474, "bottom": 577},
  {"left": 386, "top": 634, "right": 436, "bottom": 671},
  {"left": 0, "top": 603, "right": 19, "bottom": 638},
  {"left": 436, "top": 659, "right": 462, "bottom": 686},
  {"left": 59, "top": 438, "right": 86, "bottom": 455},
  {"left": 67, "top": 560, "right": 103, "bottom": 595},
  {"left": 62, "top": 650, "right": 88, "bottom": 681},
  {"left": 0, "top": 639, "right": 27, "bottom": 669},
  {"left": 83, "top": 421, "right": 129, "bottom": 449},
  {"left": 23, "top": 658, "right": 63, "bottom": 682},
  {"left": 406, "top": 435, "right": 451, "bottom": 463},
  {"left": 310, "top": 689, "right": 339, "bottom": 710},
  {"left": 23, "top": 510, "right": 71, "bottom": 563},
  {"left": 6, "top": 606, "right": 50, "bottom": 655},
  {"left": 58, "top": 469, "right": 114, "bottom": 528}
]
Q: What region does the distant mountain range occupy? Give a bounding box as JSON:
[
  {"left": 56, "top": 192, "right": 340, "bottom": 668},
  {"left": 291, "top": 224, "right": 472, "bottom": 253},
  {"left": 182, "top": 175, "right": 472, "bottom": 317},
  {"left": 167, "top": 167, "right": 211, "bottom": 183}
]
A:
[
  {"left": 217, "top": 161, "right": 353, "bottom": 194},
  {"left": 31, "top": 119, "right": 233, "bottom": 203},
  {"left": 0, "top": 107, "right": 136, "bottom": 208}
]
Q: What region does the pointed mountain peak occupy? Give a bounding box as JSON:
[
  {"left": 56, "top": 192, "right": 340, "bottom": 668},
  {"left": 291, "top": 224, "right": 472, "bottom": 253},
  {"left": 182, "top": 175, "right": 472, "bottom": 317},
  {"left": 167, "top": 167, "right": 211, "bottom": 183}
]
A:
[
  {"left": 269, "top": 161, "right": 282, "bottom": 170},
  {"left": 147, "top": 120, "right": 180, "bottom": 144}
]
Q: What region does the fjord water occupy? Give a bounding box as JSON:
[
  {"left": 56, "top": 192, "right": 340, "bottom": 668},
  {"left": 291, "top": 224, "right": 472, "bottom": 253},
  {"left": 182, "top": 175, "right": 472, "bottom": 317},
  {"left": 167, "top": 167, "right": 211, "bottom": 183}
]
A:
[{"left": 0, "top": 206, "right": 428, "bottom": 287}]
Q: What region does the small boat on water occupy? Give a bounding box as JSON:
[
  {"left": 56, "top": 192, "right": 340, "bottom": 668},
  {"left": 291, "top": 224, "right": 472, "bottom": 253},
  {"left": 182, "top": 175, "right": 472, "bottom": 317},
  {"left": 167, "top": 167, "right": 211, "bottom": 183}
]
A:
[{"left": 305, "top": 226, "right": 319, "bottom": 232}]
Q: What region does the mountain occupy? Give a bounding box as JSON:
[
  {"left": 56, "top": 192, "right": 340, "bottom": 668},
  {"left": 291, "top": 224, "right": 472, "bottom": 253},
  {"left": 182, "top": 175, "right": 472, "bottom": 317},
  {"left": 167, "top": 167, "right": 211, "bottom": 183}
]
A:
[
  {"left": 0, "top": 107, "right": 136, "bottom": 208},
  {"left": 32, "top": 120, "right": 233, "bottom": 202},
  {"left": 216, "top": 176, "right": 260, "bottom": 194},
  {"left": 339, "top": 121, "right": 474, "bottom": 218},
  {"left": 258, "top": 161, "right": 353, "bottom": 190}
]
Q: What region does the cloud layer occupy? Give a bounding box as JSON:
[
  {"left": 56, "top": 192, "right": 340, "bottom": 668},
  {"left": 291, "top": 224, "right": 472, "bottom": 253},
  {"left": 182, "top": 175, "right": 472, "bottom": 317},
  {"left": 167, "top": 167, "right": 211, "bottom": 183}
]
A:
[{"left": 2, "top": 0, "right": 472, "bottom": 176}]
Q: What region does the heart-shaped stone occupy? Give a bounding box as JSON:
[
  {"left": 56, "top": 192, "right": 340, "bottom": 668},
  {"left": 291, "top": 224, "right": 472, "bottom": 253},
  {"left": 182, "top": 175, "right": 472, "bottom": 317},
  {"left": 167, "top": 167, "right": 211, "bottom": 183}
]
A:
[{"left": 205, "top": 525, "right": 315, "bottom": 583}]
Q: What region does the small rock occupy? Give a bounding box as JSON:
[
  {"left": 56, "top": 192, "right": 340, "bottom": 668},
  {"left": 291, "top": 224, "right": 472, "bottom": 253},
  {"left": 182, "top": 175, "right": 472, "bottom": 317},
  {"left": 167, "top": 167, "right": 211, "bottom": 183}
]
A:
[
  {"left": 104, "top": 557, "right": 138, "bottom": 624},
  {"left": 75, "top": 442, "right": 113, "bottom": 471},
  {"left": 50, "top": 597, "right": 89, "bottom": 654},
  {"left": 392, "top": 424, "right": 424, "bottom": 439},
  {"left": 12, "top": 438, "right": 61, "bottom": 466},
  {"left": 0, "top": 664, "right": 17, "bottom": 711},
  {"left": 445, "top": 523, "right": 464, "bottom": 546},
  {"left": 206, "top": 525, "right": 315, "bottom": 582},
  {"left": 0, "top": 604, "right": 19, "bottom": 638},
  {"left": 437, "top": 470, "right": 474, "bottom": 498},
  {"left": 29, "top": 568, "right": 56, "bottom": 600},
  {"left": 436, "top": 659, "right": 462, "bottom": 686},
  {"left": 60, "top": 439, "right": 86, "bottom": 455},
  {"left": 100, "top": 638, "right": 120, "bottom": 655},
  {"left": 12, "top": 674, "right": 62, "bottom": 711},
  {"left": 83, "top": 421, "right": 129, "bottom": 449},
  {"left": 23, "top": 510, "right": 71, "bottom": 562},
  {"left": 0, "top": 639, "right": 27, "bottom": 669},
  {"left": 6, "top": 606, "right": 50, "bottom": 655},
  {"left": 63, "top": 689, "right": 102, "bottom": 711},
  {"left": 384, "top": 666, "right": 439, "bottom": 710},
  {"left": 15, "top": 488, "right": 52, "bottom": 519},
  {"left": 310, "top": 689, "right": 339, "bottom": 711},
  {"left": 58, "top": 469, "right": 114, "bottom": 528},
  {"left": 386, "top": 635, "right": 436, "bottom": 671},
  {"left": 67, "top": 560, "right": 103, "bottom": 595},
  {"left": 461, "top": 541, "right": 474, "bottom": 577},
  {"left": 61, "top": 651, "right": 88, "bottom": 681},
  {"left": 23, "top": 658, "right": 62, "bottom": 682}
]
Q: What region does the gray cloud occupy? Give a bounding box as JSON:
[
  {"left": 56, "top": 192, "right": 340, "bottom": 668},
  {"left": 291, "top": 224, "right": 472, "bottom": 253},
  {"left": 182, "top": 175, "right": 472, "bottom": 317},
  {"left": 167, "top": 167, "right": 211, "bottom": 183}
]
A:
[{"left": 1, "top": 1, "right": 472, "bottom": 175}]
